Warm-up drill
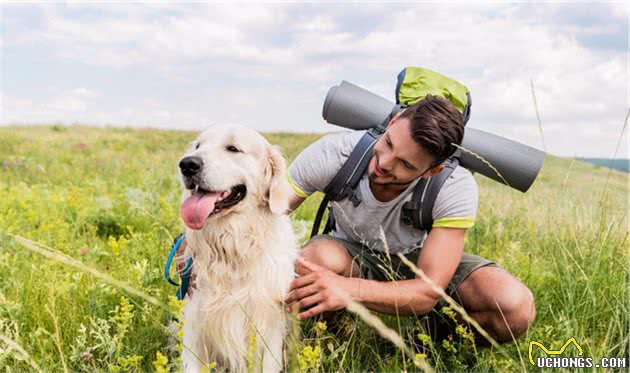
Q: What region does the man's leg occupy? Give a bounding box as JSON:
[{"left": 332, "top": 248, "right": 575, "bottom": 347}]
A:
[
  {"left": 454, "top": 265, "right": 536, "bottom": 343},
  {"left": 300, "top": 235, "right": 362, "bottom": 277},
  {"left": 302, "top": 238, "right": 535, "bottom": 343},
  {"left": 298, "top": 236, "right": 364, "bottom": 336}
]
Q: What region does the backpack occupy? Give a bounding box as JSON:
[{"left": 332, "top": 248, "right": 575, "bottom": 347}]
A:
[{"left": 310, "top": 67, "right": 471, "bottom": 239}]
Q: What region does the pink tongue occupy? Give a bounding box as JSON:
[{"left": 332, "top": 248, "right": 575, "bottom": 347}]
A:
[{"left": 180, "top": 192, "right": 221, "bottom": 230}]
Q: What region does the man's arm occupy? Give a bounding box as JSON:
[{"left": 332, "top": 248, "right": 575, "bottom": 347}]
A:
[
  {"left": 348, "top": 227, "right": 465, "bottom": 315},
  {"left": 287, "top": 227, "right": 465, "bottom": 319}
]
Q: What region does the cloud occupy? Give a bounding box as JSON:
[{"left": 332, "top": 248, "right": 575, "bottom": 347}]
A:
[{"left": 1, "top": 2, "right": 627, "bottom": 157}]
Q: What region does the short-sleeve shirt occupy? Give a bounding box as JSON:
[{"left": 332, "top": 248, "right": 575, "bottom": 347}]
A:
[{"left": 288, "top": 130, "right": 478, "bottom": 255}]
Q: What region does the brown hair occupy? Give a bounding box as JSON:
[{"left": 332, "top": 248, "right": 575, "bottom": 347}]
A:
[{"left": 399, "top": 94, "right": 465, "bottom": 167}]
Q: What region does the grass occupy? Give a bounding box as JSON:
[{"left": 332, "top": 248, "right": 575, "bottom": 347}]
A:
[{"left": 0, "top": 124, "right": 627, "bottom": 372}]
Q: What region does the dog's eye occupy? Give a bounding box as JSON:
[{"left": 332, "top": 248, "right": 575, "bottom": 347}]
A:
[
  {"left": 226, "top": 145, "right": 241, "bottom": 153},
  {"left": 195, "top": 142, "right": 201, "bottom": 150}
]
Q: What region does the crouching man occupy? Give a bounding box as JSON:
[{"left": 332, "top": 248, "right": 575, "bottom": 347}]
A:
[{"left": 284, "top": 95, "right": 535, "bottom": 343}]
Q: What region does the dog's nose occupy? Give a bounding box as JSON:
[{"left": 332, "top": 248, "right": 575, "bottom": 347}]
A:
[{"left": 179, "top": 156, "right": 203, "bottom": 177}]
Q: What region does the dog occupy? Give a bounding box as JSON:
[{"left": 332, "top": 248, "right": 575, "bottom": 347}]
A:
[{"left": 177, "top": 124, "right": 297, "bottom": 372}]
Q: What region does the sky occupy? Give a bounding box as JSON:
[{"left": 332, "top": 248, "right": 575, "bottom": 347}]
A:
[{"left": 1, "top": 2, "right": 628, "bottom": 158}]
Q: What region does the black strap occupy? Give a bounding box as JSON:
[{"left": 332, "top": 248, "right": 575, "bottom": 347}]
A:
[
  {"left": 422, "top": 157, "right": 460, "bottom": 231},
  {"left": 400, "top": 156, "right": 460, "bottom": 231},
  {"left": 401, "top": 178, "right": 429, "bottom": 227},
  {"left": 322, "top": 207, "right": 336, "bottom": 235},
  {"left": 323, "top": 129, "right": 381, "bottom": 204},
  {"left": 310, "top": 194, "right": 330, "bottom": 238},
  {"left": 463, "top": 92, "right": 472, "bottom": 125},
  {"left": 311, "top": 127, "right": 385, "bottom": 238}
]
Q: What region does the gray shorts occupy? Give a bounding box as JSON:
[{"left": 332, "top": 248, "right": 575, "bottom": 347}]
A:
[{"left": 311, "top": 234, "right": 497, "bottom": 301}]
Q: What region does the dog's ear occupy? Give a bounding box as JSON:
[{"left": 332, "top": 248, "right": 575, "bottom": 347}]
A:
[{"left": 265, "top": 145, "right": 292, "bottom": 215}]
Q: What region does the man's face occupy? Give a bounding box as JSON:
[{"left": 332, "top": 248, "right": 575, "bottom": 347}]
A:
[{"left": 367, "top": 116, "right": 443, "bottom": 186}]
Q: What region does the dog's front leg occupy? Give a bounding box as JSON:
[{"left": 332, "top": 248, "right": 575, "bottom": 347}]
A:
[
  {"left": 259, "top": 323, "right": 285, "bottom": 373},
  {"left": 181, "top": 298, "right": 210, "bottom": 373}
]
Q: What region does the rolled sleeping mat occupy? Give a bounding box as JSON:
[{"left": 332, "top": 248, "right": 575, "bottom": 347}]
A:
[
  {"left": 457, "top": 127, "right": 544, "bottom": 192},
  {"left": 323, "top": 81, "right": 396, "bottom": 130},
  {"left": 322, "top": 80, "right": 545, "bottom": 193}
]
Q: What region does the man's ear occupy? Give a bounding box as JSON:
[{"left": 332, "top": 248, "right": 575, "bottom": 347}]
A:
[
  {"left": 426, "top": 163, "right": 445, "bottom": 177},
  {"left": 265, "top": 146, "right": 293, "bottom": 215}
]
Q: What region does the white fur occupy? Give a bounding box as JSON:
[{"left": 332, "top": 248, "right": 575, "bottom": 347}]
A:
[{"left": 178, "top": 125, "right": 297, "bottom": 373}]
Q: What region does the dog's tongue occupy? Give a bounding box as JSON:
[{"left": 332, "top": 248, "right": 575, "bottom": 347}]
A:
[{"left": 180, "top": 192, "right": 221, "bottom": 230}]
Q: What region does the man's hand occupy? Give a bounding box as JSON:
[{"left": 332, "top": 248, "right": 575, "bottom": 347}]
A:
[{"left": 286, "top": 257, "right": 351, "bottom": 320}]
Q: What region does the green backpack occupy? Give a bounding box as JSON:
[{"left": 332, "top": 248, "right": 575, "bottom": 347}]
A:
[{"left": 310, "top": 67, "right": 471, "bottom": 238}]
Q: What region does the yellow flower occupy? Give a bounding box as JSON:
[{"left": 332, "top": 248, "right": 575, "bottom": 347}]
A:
[
  {"left": 417, "top": 333, "right": 432, "bottom": 346},
  {"left": 442, "top": 339, "right": 457, "bottom": 354},
  {"left": 441, "top": 306, "right": 458, "bottom": 322},
  {"left": 153, "top": 352, "right": 168, "bottom": 373},
  {"left": 200, "top": 361, "right": 217, "bottom": 372},
  {"left": 455, "top": 324, "right": 475, "bottom": 345},
  {"left": 298, "top": 345, "right": 321, "bottom": 372},
  {"left": 314, "top": 321, "right": 327, "bottom": 336},
  {"left": 414, "top": 353, "right": 427, "bottom": 367}
]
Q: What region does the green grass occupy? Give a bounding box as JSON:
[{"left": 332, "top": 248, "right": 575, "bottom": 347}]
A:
[{"left": 0, "top": 125, "right": 627, "bottom": 372}]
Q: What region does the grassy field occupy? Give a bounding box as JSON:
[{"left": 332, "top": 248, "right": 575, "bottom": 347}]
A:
[{"left": 0, "top": 125, "right": 628, "bottom": 372}]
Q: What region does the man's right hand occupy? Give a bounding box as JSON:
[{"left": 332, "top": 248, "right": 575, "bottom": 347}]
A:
[{"left": 175, "top": 237, "right": 196, "bottom": 298}]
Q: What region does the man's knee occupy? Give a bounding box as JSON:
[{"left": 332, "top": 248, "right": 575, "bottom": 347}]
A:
[
  {"left": 301, "top": 237, "right": 356, "bottom": 276},
  {"left": 508, "top": 287, "right": 536, "bottom": 337},
  {"left": 494, "top": 285, "right": 536, "bottom": 342}
]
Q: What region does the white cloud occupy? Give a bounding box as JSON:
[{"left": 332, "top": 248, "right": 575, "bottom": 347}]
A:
[{"left": 1, "top": 2, "right": 627, "bottom": 157}]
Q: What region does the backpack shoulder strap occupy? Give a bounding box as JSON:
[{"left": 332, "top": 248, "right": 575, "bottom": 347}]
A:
[
  {"left": 401, "top": 178, "right": 429, "bottom": 227},
  {"left": 310, "top": 127, "right": 385, "bottom": 238},
  {"left": 401, "top": 156, "right": 460, "bottom": 232},
  {"left": 323, "top": 127, "right": 383, "bottom": 206}
]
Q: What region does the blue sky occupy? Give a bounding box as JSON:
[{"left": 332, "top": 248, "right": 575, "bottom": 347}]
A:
[{"left": 1, "top": 2, "right": 628, "bottom": 158}]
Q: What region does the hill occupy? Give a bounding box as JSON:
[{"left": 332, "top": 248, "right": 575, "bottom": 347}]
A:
[{"left": 577, "top": 157, "right": 629, "bottom": 173}]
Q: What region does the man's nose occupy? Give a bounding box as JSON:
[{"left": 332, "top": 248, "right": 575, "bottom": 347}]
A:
[
  {"left": 179, "top": 156, "right": 203, "bottom": 177},
  {"left": 379, "top": 152, "right": 394, "bottom": 171}
]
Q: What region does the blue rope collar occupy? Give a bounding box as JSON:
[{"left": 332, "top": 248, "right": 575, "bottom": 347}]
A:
[{"left": 165, "top": 233, "right": 193, "bottom": 300}]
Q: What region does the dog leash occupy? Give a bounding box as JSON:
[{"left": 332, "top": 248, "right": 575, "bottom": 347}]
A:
[{"left": 165, "top": 233, "right": 193, "bottom": 300}]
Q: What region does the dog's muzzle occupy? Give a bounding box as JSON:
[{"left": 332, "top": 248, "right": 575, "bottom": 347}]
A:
[{"left": 179, "top": 156, "right": 203, "bottom": 177}]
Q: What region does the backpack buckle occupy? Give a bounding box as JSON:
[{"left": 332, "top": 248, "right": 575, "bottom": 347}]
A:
[
  {"left": 371, "top": 125, "right": 386, "bottom": 135},
  {"left": 401, "top": 201, "right": 415, "bottom": 226},
  {"left": 349, "top": 192, "right": 362, "bottom": 207}
]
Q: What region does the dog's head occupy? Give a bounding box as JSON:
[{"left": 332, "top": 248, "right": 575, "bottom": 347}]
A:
[{"left": 178, "top": 124, "right": 292, "bottom": 230}]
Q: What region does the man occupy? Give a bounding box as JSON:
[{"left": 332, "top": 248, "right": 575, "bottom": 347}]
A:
[{"left": 284, "top": 95, "right": 535, "bottom": 343}]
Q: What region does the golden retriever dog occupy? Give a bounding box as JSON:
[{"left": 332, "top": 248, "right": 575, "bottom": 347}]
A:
[{"left": 177, "top": 124, "right": 297, "bottom": 372}]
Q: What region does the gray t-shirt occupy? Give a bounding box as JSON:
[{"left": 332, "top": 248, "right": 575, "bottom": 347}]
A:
[{"left": 288, "top": 130, "right": 478, "bottom": 254}]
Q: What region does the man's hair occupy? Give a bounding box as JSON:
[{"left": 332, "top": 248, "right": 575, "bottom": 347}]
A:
[{"left": 399, "top": 94, "right": 465, "bottom": 168}]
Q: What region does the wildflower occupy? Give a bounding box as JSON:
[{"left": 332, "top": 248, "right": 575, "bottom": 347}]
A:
[
  {"left": 441, "top": 339, "right": 457, "bottom": 354},
  {"left": 441, "top": 306, "right": 458, "bottom": 322},
  {"left": 107, "top": 236, "right": 120, "bottom": 256},
  {"left": 455, "top": 324, "right": 475, "bottom": 345},
  {"left": 80, "top": 248, "right": 89, "bottom": 255},
  {"left": 111, "top": 296, "right": 134, "bottom": 354},
  {"left": 298, "top": 345, "right": 321, "bottom": 372},
  {"left": 314, "top": 321, "right": 327, "bottom": 337},
  {"left": 417, "top": 333, "right": 432, "bottom": 346},
  {"left": 112, "top": 355, "right": 143, "bottom": 372},
  {"left": 168, "top": 295, "right": 187, "bottom": 365},
  {"left": 153, "top": 352, "right": 168, "bottom": 373},
  {"left": 247, "top": 330, "right": 257, "bottom": 373},
  {"left": 200, "top": 362, "right": 217, "bottom": 373},
  {"left": 414, "top": 353, "right": 427, "bottom": 367}
]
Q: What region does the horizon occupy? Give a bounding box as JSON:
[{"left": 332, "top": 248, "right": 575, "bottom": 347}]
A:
[{"left": 6, "top": 123, "right": 630, "bottom": 162}]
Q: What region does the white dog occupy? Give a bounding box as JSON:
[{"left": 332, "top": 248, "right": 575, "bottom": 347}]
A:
[{"left": 177, "top": 124, "right": 297, "bottom": 372}]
